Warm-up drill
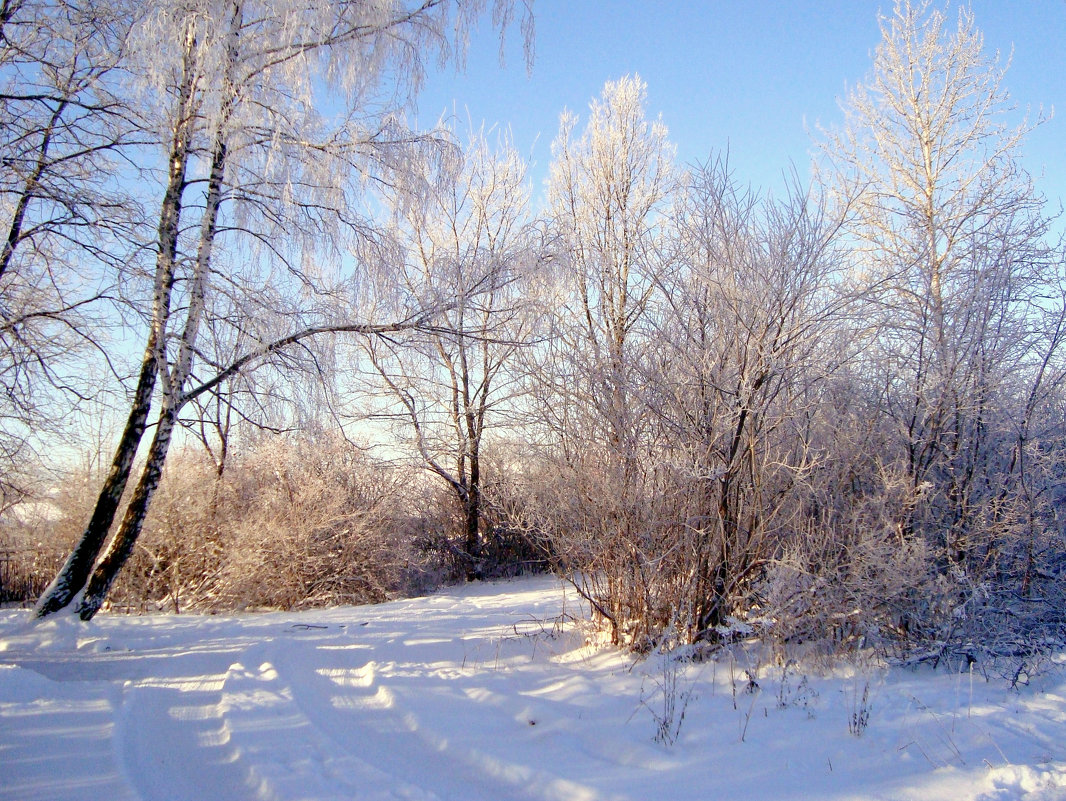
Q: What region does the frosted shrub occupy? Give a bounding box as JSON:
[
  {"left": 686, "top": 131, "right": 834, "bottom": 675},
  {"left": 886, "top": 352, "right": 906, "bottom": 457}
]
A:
[{"left": 103, "top": 435, "right": 427, "bottom": 612}]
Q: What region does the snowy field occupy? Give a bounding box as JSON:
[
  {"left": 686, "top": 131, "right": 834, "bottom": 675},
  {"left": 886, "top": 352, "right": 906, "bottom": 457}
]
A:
[{"left": 1, "top": 576, "right": 1064, "bottom": 801}]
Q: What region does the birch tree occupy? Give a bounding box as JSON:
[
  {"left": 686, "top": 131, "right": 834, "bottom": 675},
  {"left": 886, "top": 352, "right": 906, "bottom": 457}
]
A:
[
  {"left": 36, "top": 0, "right": 533, "bottom": 619},
  {"left": 0, "top": 0, "right": 142, "bottom": 506},
  {"left": 546, "top": 74, "right": 673, "bottom": 461}
]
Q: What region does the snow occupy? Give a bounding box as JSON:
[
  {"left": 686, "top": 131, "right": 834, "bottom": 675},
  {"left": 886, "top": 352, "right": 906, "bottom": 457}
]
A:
[{"left": 1, "top": 575, "right": 1064, "bottom": 801}]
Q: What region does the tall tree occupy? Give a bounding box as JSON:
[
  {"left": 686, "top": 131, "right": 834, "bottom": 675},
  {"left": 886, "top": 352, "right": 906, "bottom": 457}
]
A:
[
  {"left": 820, "top": 0, "right": 1058, "bottom": 574},
  {"left": 0, "top": 0, "right": 143, "bottom": 506},
  {"left": 36, "top": 0, "right": 534, "bottom": 619},
  {"left": 538, "top": 74, "right": 675, "bottom": 642},
  {"left": 651, "top": 158, "right": 844, "bottom": 638},
  {"left": 545, "top": 74, "right": 674, "bottom": 464}
]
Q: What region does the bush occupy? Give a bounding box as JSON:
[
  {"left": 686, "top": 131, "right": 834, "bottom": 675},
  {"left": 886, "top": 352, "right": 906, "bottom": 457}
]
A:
[{"left": 111, "top": 434, "right": 434, "bottom": 612}]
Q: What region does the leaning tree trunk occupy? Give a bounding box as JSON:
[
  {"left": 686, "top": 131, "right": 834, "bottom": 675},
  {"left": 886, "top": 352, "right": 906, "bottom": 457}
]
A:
[
  {"left": 36, "top": 9, "right": 237, "bottom": 619},
  {"left": 33, "top": 54, "right": 196, "bottom": 616},
  {"left": 0, "top": 98, "right": 68, "bottom": 283},
  {"left": 33, "top": 341, "right": 164, "bottom": 616},
  {"left": 76, "top": 109, "right": 230, "bottom": 620},
  {"left": 76, "top": 404, "right": 182, "bottom": 619}
]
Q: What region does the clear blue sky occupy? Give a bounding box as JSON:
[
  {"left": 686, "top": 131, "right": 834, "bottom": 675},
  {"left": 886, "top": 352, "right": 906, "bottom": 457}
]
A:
[{"left": 416, "top": 1, "right": 1065, "bottom": 214}]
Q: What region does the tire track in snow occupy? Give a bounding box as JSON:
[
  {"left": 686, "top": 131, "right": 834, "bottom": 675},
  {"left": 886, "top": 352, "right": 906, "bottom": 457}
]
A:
[
  {"left": 267, "top": 633, "right": 631, "bottom": 801},
  {"left": 116, "top": 666, "right": 253, "bottom": 801},
  {"left": 0, "top": 664, "right": 138, "bottom": 801},
  {"left": 118, "top": 638, "right": 442, "bottom": 801},
  {"left": 215, "top": 645, "right": 438, "bottom": 801}
]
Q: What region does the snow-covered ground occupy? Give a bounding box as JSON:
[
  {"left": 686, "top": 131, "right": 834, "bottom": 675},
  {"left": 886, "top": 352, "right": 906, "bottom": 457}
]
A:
[{"left": 1, "top": 576, "right": 1064, "bottom": 801}]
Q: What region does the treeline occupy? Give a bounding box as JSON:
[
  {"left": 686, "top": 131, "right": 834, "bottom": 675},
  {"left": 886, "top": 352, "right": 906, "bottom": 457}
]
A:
[{"left": 1, "top": 0, "right": 1065, "bottom": 670}]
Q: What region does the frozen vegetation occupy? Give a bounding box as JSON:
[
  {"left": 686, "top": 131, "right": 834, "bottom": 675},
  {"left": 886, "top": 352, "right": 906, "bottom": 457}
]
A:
[{"left": 2, "top": 7, "right": 1065, "bottom": 798}]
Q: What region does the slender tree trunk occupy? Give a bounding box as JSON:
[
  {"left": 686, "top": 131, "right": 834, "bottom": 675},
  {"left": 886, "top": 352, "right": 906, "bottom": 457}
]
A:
[
  {"left": 34, "top": 7, "right": 241, "bottom": 618},
  {"left": 76, "top": 106, "right": 230, "bottom": 620},
  {"left": 0, "top": 99, "right": 67, "bottom": 283},
  {"left": 33, "top": 52, "right": 196, "bottom": 615},
  {"left": 464, "top": 451, "right": 481, "bottom": 578},
  {"left": 76, "top": 405, "right": 181, "bottom": 619},
  {"left": 33, "top": 339, "right": 162, "bottom": 616}
]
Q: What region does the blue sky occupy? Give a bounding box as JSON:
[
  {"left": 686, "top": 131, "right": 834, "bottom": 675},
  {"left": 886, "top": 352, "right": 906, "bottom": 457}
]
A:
[{"left": 416, "top": 1, "right": 1066, "bottom": 213}]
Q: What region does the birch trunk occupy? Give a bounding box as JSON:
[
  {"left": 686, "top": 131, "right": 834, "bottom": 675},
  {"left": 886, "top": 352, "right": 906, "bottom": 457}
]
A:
[
  {"left": 33, "top": 27, "right": 198, "bottom": 616},
  {"left": 76, "top": 39, "right": 234, "bottom": 619}
]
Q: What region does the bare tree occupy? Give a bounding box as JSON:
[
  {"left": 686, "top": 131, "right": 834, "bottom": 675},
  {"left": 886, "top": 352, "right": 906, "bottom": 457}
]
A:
[
  {"left": 819, "top": 0, "right": 1059, "bottom": 575},
  {"left": 534, "top": 74, "right": 676, "bottom": 643},
  {"left": 804, "top": 1, "right": 1066, "bottom": 664},
  {"left": 359, "top": 126, "right": 536, "bottom": 577},
  {"left": 545, "top": 74, "right": 674, "bottom": 458},
  {"left": 0, "top": 0, "right": 143, "bottom": 507},
  {"left": 648, "top": 157, "right": 845, "bottom": 640}
]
